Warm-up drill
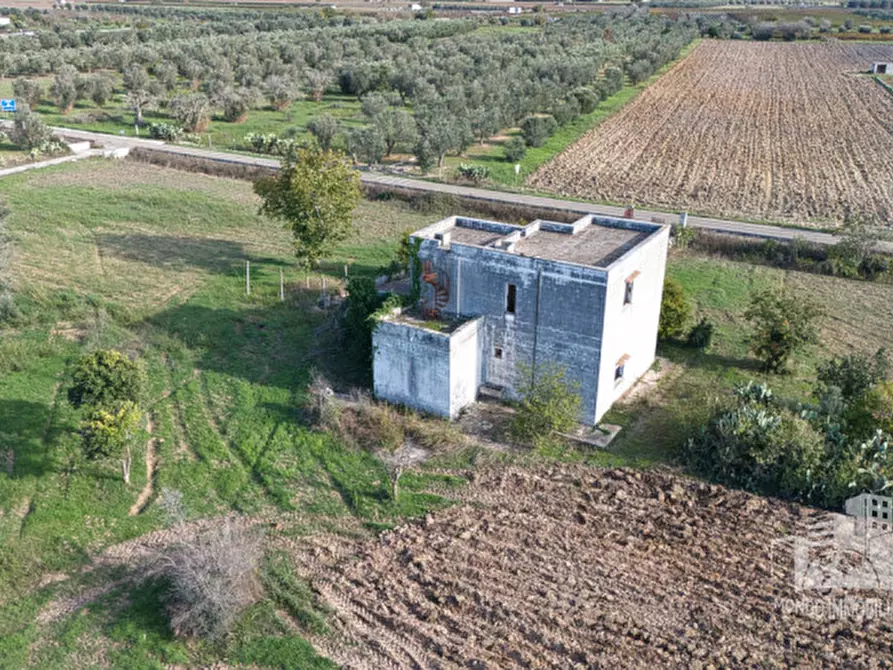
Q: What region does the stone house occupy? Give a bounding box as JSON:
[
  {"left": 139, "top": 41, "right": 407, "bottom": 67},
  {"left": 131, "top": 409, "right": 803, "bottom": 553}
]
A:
[{"left": 372, "top": 213, "right": 669, "bottom": 425}]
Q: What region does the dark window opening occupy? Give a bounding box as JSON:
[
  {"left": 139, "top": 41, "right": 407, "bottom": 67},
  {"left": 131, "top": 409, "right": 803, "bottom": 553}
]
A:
[
  {"left": 494, "top": 346, "right": 503, "bottom": 360},
  {"left": 615, "top": 364, "right": 625, "bottom": 381},
  {"left": 624, "top": 280, "right": 634, "bottom": 305},
  {"left": 506, "top": 284, "right": 517, "bottom": 314}
]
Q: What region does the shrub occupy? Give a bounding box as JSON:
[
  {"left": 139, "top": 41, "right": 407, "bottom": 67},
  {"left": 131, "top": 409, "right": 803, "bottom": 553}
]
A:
[
  {"left": 683, "top": 382, "right": 827, "bottom": 502},
  {"left": 306, "top": 113, "right": 338, "bottom": 151},
  {"left": 520, "top": 115, "right": 557, "bottom": 148},
  {"left": 511, "top": 362, "right": 581, "bottom": 443},
  {"left": 687, "top": 317, "right": 715, "bottom": 350},
  {"left": 816, "top": 349, "right": 889, "bottom": 405},
  {"left": 745, "top": 288, "right": 822, "bottom": 373},
  {"left": 155, "top": 520, "right": 263, "bottom": 640},
  {"left": 68, "top": 349, "right": 146, "bottom": 410},
  {"left": 80, "top": 401, "right": 141, "bottom": 484},
  {"left": 455, "top": 163, "right": 489, "bottom": 184},
  {"left": 658, "top": 278, "right": 691, "bottom": 340},
  {"left": 343, "top": 277, "right": 387, "bottom": 368},
  {"left": 149, "top": 122, "right": 184, "bottom": 142},
  {"left": 571, "top": 86, "right": 601, "bottom": 114},
  {"left": 503, "top": 136, "right": 527, "bottom": 163},
  {"left": 9, "top": 104, "right": 52, "bottom": 150},
  {"left": 859, "top": 23, "right": 873, "bottom": 32}
]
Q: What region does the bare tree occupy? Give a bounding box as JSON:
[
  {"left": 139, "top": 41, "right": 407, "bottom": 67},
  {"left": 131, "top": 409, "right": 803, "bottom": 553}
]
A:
[
  {"left": 153, "top": 520, "right": 263, "bottom": 640},
  {"left": 380, "top": 444, "right": 427, "bottom": 502}
]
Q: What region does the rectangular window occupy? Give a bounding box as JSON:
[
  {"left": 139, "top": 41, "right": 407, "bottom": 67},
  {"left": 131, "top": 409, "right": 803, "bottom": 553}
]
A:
[
  {"left": 624, "top": 271, "right": 640, "bottom": 305},
  {"left": 615, "top": 354, "right": 630, "bottom": 383},
  {"left": 506, "top": 284, "right": 517, "bottom": 314},
  {"left": 494, "top": 346, "right": 503, "bottom": 360}
]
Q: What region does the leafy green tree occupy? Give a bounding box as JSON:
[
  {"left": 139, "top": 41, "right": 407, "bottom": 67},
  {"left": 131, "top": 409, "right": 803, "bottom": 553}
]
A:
[
  {"left": 68, "top": 349, "right": 147, "bottom": 410},
  {"left": 504, "top": 136, "right": 526, "bottom": 163},
  {"left": 89, "top": 74, "right": 114, "bottom": 108},
  {"left": 263, "top": 74, "right": 300, "bottom": 111},
  {"left": 123, "top": 64, "right": 156, "bottom": 126},
  {"left": 658, "top": 278, "right": 691, "bottom": 340},
  {"left": 745, "top": 288, "right": 822, "bottom": 373},
  {"left": 170, "top": 93, "right": 211, "bottom": 133},
  {"left": 346, "top": 126, "right": 386, "bottom": 165},
  {"left": 306, "top": 113, "right": 338, "bottom": 150},
  {"left": 511, "top": 362, "right": 582, "bottom": 444},
  {"left": 80, "top": 401, "right": 142, "bottom": 485},
  {"left": 50, "top": 65, "right": 79, "bottom": 113},
  {"left": 254, "top": 146, "right": 361, "bottom": 269},
  {"left": 521, "top": 115, "right": 557, "bottom": 148},
  {"left": 12, "top": 78, "right": 42, "bottom": 109},
  {"left": 816, "top": 349, "right": 889, "bottom": 406},
  {"left": 9, "top": 104, "right": 52, "bottom": 150},
  {"left": 343, "top": 276, "right": 387, "bottom": 367}
]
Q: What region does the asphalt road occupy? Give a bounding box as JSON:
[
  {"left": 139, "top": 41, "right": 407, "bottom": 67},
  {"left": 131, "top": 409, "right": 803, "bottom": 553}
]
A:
[{"left": 38, "top": 124, "right": 886, "bottom": 250}]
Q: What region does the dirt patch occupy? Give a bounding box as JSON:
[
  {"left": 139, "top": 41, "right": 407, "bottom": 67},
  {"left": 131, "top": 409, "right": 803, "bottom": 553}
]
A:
[
  {"left": 129, "top": 413, "right": 157, "bottom": 516},
  {"left": 50, "top": 322, "right": 87, "bottom": 342},
  {"left": 299, "top": 465, "right": 892, "bottom": 668}
]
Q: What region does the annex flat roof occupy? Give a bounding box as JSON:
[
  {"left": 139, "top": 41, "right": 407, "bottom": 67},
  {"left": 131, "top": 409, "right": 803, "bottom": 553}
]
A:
[{"left": 412, "top": 213, "right": 664, "bottom": 270}]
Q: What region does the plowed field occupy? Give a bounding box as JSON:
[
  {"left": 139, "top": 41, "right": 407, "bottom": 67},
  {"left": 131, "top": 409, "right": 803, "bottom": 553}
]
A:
[
  {"left": 529, "top": 41, "right": 893, "bottom": 228},
  {"left": 299, "top": 466, "right": 893, "bottom": 668}
]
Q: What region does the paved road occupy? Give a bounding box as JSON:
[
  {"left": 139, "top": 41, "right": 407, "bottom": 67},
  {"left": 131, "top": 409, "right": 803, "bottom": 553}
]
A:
[{"left": 37, "top": 124, "right": 884, "bottom": 250}]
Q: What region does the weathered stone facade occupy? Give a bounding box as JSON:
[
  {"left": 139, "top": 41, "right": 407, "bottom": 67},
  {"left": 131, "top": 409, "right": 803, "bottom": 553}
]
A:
[{"left": 372, "top": 214, "right": 669, "bottom": 424}]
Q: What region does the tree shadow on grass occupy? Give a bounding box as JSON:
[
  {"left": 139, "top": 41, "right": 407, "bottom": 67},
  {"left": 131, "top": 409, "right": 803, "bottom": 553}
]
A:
[
  {"left": 145, "top": 286, "right": 368, "bottom": 392},
  {"left": 98, "top": 233, "right": 289, "bottom": 276},
  {"left": 0, "top": 399, "right": 61, "bottom": 478}
]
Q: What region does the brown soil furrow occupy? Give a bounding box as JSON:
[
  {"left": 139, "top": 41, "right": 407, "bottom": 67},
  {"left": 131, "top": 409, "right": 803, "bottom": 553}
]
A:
[{"left": 529, "top": 41, "right": 893, "bottom": 228}]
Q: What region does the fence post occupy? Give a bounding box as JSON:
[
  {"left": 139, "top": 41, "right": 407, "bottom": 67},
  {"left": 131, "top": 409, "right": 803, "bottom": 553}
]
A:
[
  {"left": 246, "top": 260, "right": 251, "bottom": 296},
  {"left": 280, "top": 268, "right": 284, "bottom": 302}
]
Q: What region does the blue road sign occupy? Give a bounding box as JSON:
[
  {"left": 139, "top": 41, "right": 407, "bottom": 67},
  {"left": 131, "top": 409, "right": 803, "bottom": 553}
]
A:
[{"left": 0, "top": 99, "right": 16, "bottom": 112}]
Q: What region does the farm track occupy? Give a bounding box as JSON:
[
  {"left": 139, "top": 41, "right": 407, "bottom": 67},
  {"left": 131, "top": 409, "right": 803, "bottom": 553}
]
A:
[{"left": 529, "top": 41, "right": 893, "bottom": 228}]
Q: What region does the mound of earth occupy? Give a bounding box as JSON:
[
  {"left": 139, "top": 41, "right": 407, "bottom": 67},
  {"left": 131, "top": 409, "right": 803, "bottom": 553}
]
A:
[{"left": 302, "top": 466, "right": 893, "bottom": 669}]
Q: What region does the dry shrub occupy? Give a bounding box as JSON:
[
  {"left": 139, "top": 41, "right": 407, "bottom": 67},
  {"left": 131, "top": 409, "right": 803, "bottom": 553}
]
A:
[
  {"left": 154, "top": 520, "right": 263, "bottom": 640},
  {"left": 336, "top": 399, "right": 405, "bottom": 451},
  {"left": 403, "top": 413, "right": 466, "bottom": 452}
]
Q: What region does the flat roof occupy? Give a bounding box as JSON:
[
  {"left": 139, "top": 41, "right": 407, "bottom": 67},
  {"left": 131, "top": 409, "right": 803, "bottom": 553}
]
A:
[
  {"left": 412, "top": 214, "right": 664, "bottom": 270},
  {"left": 513, "top": 225, "right": 649, "bottom": 267}
]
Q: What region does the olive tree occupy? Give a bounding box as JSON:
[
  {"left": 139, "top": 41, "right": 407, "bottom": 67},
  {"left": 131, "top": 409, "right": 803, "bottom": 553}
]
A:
[{"left": 306, "top": 113, "right": 338, "bottom": 150}]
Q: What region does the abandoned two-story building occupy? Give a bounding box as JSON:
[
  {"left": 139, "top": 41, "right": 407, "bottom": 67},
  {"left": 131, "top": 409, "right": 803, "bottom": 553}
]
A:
[{"left": 372, "top": 213, "right": 669, "bottom": 425}]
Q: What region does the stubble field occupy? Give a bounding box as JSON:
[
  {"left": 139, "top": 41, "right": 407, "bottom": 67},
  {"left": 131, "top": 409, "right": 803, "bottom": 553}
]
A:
[{"left": 529, "top": 41, "right": 893, "bottom": 228}]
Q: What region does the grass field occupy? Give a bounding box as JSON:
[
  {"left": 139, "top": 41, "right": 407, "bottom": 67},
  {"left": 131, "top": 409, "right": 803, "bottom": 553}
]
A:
[
  {"left": 603, "top": 252, "right": 893, "bottom": 463},
  {"left": 0, "top": 159, "right": 448, "bottom": 668},
  {"left": 2, "top": 158, "right": 892, "bottom": 666}
]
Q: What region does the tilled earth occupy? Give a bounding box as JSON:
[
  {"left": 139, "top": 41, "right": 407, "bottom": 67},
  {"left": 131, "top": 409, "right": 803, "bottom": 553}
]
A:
[{"left": 299, "top": 466, "right": 893, "bottom": 669}]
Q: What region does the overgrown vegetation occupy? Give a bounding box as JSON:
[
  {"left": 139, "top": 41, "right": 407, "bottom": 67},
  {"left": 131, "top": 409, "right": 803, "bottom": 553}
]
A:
[{"left": 511, "top": 362, "right": 582, "bottom": 445}]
